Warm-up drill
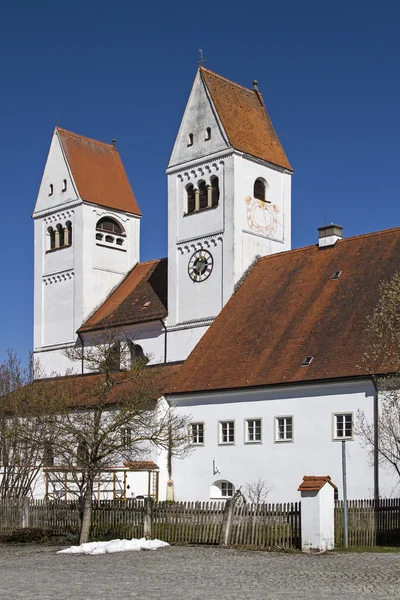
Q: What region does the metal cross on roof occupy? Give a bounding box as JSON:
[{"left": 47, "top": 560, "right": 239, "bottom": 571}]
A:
[{"left": 198, "top": 49, "right": 206, "bottom": 66}]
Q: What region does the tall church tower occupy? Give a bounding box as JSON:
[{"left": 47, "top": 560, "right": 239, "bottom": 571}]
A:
[
  {"left": 166, "top": 68, "right": 293, "bottom": 361},
  {"left": 33, "top": 128, "right": 141, "bottom": 376}
]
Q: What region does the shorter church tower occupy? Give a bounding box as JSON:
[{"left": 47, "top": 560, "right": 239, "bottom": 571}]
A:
[{"left": 33, "top": 128, "right": 141, "bottom": 376}]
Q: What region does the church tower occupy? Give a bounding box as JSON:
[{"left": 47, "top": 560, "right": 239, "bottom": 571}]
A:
[
  {"left": 33, "top": 128, "right": 141, "bottom": 376},
  {"left": 166, "top": 67, "right": 293, "bottom": 361}
]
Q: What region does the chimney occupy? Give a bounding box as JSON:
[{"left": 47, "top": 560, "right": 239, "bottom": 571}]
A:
[{"left": 318, "top": 224, "right": 343, "bottom": 248}]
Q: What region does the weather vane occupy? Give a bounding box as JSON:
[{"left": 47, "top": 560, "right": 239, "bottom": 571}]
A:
[{"left": 198, "top": 49, "right": 206, "bottom": 66}]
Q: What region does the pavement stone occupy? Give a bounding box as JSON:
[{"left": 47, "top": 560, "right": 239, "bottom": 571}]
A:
[{"left": 0, "top": 544, "right": 399, "bottom": 599}]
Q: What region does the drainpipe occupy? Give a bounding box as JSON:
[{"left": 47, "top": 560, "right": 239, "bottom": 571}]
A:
[
  {"left": 160, "top": 320, "right": 167, "bottom": 364},
  {"left": 77, "top": 332, "right": 84, "bottom": 374},
  {"left": 372, "top": 375, "right": 380, "bottom": 502}
]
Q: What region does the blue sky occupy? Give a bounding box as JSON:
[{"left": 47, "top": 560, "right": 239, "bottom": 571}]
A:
[{"left": 1, "top": 1, "right": 399, "bottom": 362}]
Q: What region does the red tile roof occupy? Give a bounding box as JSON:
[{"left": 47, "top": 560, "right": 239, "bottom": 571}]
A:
[
  {"left": 298, "top": 476, "right": 337, "bottom": 492},
  {"left": 22, "top": 363, "right": 182, "bottom": 411},
  {"left": 123, "top": 461, "right": 159, "bottom": 471},
  {"left": 167, "top": 228, "right": 400, "bottom": 395},
  {"left": 200, "top": 67, "right": 292, "bottom": 171},
  {"left": 57, "top": 127, "right": 141, "bottom": 216},
  {"left": 79, "top": 258, "right": 167, "bottom": 332}
]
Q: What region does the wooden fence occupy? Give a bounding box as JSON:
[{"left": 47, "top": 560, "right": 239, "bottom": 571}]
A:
[
  {"left": 0, "top": 498, "right": 301, "bottom": 549},
  {"left": 335, "top": 498, "right": 400, "bottom": 547}
]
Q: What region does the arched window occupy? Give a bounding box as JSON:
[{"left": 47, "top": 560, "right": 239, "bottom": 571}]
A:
[
  {"left": 65, "top": 221, "right": 72, "bottom": 245},
  {"left": 57, "top": 224, "right": 64, "bottom": 247},
  {"left": 211, "top": 176, "right": 220, "bottom": 207},
  {"left": 62, "top": 179, "right": 67, "bottom": 192},
  {"left": 254, "top": 179, "right": 266, "bottom": 202},
  {"left": 199, "top": 180, "right": 207, "bottom": 210},
  {"left": 96, "top": 217, "right": 124, "bottom": 235},
  {"left": 48, "top": 227, "right": 55, "bottom": 250},
  {"left": 210, "top": 480, "right": 235, "bottom": 499},
  {"left": 187, "top": 184, "right": 195, "bottom": 214},
  {"left": 205, "top": 127, "right": 211, "bottom": 141},
  {"left": 128, "top": 342, "right": 149, "bottom": 367},
  {"left": 49, "top": 184, "right": 53, "bottom": 196},
  {"left": 187, "top": 133, "right": 193, "bottom": 147}
]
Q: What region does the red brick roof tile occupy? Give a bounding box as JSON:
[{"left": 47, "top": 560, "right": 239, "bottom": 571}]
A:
[
  {"left": 79, "top": 258, "right": 167, "bottom": 332},
  {"left": 201, "top": 68, "right": 292, "bottom": 171},
  {"left": 298, "top": 476, "right": 337, "bottom": 492},
  {"left": 167, "top": 228, "right": 400, "bottom": 395},
  {"left": 57, "top": 127, "right": 141, "bottom": 215}
]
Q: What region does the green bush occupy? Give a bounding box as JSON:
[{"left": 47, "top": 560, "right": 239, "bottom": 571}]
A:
[{"left": 0, "top": 527, "right": 53, "bottom": 543}]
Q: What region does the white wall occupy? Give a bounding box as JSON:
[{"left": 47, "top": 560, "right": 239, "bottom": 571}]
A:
[{"left": 169, "top": 379, "right": 398, "bottom": 503}]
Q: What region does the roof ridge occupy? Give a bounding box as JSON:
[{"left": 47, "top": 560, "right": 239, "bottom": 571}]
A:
[
  {"left": 56, "top": 127, "right": 115, "bottom": 150},
  {"left": 200, "top": 66, "right": 256, "bottom": 96},
  {"left": 257, "top": 226, "right": 400, "bottom": 266}
]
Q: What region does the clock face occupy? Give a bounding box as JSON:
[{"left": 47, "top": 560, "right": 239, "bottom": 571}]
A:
[{"left": 188, "top": 249, "right": 214, "bottom": 282}]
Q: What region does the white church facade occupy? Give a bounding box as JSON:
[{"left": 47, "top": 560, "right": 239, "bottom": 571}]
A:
[{"left": 32, "top": 67, "right": 400, "bottom": 503}]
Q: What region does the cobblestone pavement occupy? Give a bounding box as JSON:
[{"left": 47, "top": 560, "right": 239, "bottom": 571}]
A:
[{"left": 0, "top": 544, "right": 400, "bottom": 600}]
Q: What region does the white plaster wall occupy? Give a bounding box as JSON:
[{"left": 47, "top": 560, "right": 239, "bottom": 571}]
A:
[
  {"left": 34, "top": 347, "right": 80, "bottom": 377},
  {"left": 168, "top": 70, "right": 229, "bottom": 169},
  {"left": 81, "top": 203, "right": 140, "bottom": 324},
  {"left": 165, "top": 323, "right": 211, "bottom": 363},
  {"left": 233, "top": 154, "right": 292, "bottom": 285},
  {"left": 301, "top": 485, "right": 335, "bottom": 551},
  {"left": 169, "top": 380, "right": 397, "bottom": 503}
]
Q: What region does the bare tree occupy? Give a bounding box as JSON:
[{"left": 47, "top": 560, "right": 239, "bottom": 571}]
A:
[
  {"left": 42, "top": 334, "right": 190, "bottom": 544},
  {"left": 243, "top": 478, "right": 271, "bottom": 504},
  {"left": 0, "top": 350, "right": 48, "bottom": 498},
  {"left": 357, "top": 272, "right": 400, "bottom": 481}
]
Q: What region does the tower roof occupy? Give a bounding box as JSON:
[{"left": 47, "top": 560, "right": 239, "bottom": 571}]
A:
[
  {"left": 200, "top": 67, "right": 292, "bottom": 171},
  {"left": 57, "top": 127, "right": 141, "bottom": 216}
]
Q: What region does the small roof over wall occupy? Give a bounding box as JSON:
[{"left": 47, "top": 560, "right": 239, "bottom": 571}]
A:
[
  {"left": 123, "top": 461, "right": 159, "bottom": 471},
  {"left": 298, "top": 476, "right": 337, "bottom": 492}
]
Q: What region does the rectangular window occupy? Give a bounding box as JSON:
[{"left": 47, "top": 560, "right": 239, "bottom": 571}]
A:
[
  {"left": 275, "top": 416, "right": 293, "bottom": 442},
  {"left": 334, "top": 413, "right": 353, "bottom": 439},
  {"left": 121, "top": 427, "right": 132, "bottom": 449},
  {"left": 221, "top": 481, "right": 234, "bottom": 497},
  {"left": 190, "top": 422, "right": 204, "bottom": 445},
  {"left": 246, "top": 418, "right": 262, "bottom": 443},
  {"left": 219, "top": 421, "right": 235, "bottom": 444}
]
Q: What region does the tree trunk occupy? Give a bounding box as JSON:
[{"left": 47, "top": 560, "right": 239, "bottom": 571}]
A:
[{"left": 79, "top": 479, "right": 93, "bottom": 544}]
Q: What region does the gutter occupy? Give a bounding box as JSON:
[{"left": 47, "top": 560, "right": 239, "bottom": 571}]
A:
[
  {"left": 372, "top": 375, "right": 380, "bottom": 502},
  {"left": 160, "top": 320, "right": 167, "bottom": 364},
  {"left": 77, "top": 332, "right": 84, "bottom": 375}
]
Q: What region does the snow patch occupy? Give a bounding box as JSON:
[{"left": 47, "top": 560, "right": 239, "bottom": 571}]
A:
[{"left": 57, "top": 538, "right": 170, "bottom": 555}]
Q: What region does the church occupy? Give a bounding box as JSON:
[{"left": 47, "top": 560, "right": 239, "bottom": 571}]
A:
[{"left": 32, "top": 67, "right": 400, "bottom": 503}]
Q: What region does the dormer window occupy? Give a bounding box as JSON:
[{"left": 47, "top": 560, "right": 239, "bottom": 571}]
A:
[
  {"left": 187, "top": 133, "right": 193, "bottom": 147},
  {"left": 254, "top": 178, "right": 266, "bottom": 202},
  {"left": 95, "top": 217, "right": 125, "bottom": 249},
  {"left": 205, "top": 127, "right": 211, "bottom": 141},
  {"left": 49, "top": 184, "right": 53, "bottom": 196},
  {"left": 62, "top": 179, "right": 67, "bottom": 192}
]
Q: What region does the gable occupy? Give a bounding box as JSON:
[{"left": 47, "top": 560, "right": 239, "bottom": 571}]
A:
[
  {"left": 33, "top": 131, "right": 79, "bottom": 215},
  {"left": 167, "top": 228, "right": 400, "bottom": 395},
  {"left": 168, "top": 70, "right": 230, "bottom": 168}
]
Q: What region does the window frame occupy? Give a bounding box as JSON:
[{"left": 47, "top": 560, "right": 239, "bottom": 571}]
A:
[
  {"left": 218, "top": 420, "right": 235, "bottom": 446},
  {"left": 190, "top": 422, "right": 205, "bottom": 446},
  {"left": 244, "top": 417, "right": 263, "bottom": 444},
  {"left": 275, "top": 415, "right": 294, "bottom": 443},
  {"left": 333, "top": 412, "right": 354, "bottom": 441},
  {"left": 221, "top": 481, "right": 234, "bottom": 498}
]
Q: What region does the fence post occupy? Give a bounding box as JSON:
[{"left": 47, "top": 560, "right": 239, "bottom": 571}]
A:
[
  {"left": 143, "top": 497, "right": 153, "bottom": 539},
  {"left": 219, "top": 498, "right": 235, "bottom": 546},
  {"left": 20, "top": 497, "right": 30, "bottom": 529}
]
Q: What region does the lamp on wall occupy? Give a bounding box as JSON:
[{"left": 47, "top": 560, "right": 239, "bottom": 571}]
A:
[{"left": 212, "top": 459, "right": 220, "bottom": 476}]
